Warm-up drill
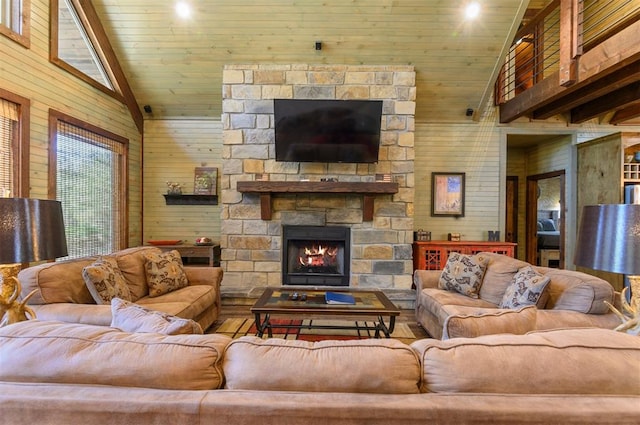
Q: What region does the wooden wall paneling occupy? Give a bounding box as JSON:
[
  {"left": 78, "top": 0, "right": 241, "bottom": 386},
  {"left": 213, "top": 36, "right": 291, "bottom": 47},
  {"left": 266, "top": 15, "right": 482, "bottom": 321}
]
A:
[
  {"left": 413, "top": 116, "right": 502, "bottom": 242},
  {"left": 1, "top": 0, "right": 142, "bottom": 246},
  {"left": 143, "top": 120, "right": 223, "bottom": 244},
  {"left": 576, "top": 133, "right": 623, "bottom": 289}
]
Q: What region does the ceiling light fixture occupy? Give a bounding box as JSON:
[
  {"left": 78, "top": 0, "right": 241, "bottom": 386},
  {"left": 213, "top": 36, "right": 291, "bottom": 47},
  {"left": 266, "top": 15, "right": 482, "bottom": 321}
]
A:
[
  {"left": 175, "top": 1, "right": 192, "bottom": 19},
  {"left": 464, "top": 2, "right": 481, "bottom": 20}
]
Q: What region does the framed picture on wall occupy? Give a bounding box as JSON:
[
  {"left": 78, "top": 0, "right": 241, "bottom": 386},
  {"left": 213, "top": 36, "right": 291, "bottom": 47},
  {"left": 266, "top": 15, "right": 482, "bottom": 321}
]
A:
[
  {"left": 194, "top": 167, "right": 217, "bottom": 195},
  {"left": 431, "top": 172, "right": 465, "bottom": 217}
]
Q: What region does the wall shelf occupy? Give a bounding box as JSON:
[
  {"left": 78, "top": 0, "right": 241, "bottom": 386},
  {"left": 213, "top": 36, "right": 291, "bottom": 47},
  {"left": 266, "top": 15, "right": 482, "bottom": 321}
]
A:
[
  {"left": 236, "top": 181, "right": 399, "bottom": 221},
  {"left": 163, "top": 194, "right": 218, "bottom": 205}
]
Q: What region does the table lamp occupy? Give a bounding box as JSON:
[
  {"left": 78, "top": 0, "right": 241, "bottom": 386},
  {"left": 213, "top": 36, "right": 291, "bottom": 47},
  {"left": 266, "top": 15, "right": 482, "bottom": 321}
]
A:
[
  {"left": 574, "top": 204, "right": 640, "bottom": 334},
  {"left": 0, "top": 198, "right": 68, "bottom": 326}
]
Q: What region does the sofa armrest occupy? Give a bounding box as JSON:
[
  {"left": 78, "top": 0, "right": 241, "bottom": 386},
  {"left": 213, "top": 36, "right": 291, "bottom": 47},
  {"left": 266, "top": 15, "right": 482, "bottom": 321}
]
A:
[
  {"left": 413, "top": 270, "right": 440, "bottom": 291},
  {"left": 184, "top": 266, "right": 223, "bottom": 288}
]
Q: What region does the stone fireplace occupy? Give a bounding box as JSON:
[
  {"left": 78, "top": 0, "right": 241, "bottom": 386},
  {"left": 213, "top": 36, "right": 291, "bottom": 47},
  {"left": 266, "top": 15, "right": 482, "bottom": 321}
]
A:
[{"left": 220, "top": 64, "right": 415, "bottom": 292}]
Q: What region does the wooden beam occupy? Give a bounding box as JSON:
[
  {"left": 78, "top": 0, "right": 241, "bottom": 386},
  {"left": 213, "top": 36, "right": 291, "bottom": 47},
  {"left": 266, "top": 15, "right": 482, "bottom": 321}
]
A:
[
  {"left": 610, "top": 103, "right": 640, "bottom": 125},
  {"left": 500, "top": 21, "right": 640, "bottom": 123},
  {"left": 533, "top": 63, "right": 640, "bottom": 120},
  {"left": 570, "top": 81, "right": 640, "bottom": 123}
]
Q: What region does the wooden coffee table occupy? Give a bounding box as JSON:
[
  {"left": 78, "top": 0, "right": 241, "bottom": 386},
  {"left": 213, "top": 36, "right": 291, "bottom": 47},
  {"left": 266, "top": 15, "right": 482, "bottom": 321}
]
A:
[{"left": 250, "top": 287, "right": 400, "bottom": 338}]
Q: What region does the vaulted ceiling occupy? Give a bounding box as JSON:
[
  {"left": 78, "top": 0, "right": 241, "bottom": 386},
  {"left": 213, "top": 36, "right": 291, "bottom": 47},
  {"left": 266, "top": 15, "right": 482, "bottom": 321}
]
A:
[
  {"left": 89, "top": 1, "right": 639, "bottom": 126},
  {"left": 91, "top": 0, "right": 531, "bottom": 122}
]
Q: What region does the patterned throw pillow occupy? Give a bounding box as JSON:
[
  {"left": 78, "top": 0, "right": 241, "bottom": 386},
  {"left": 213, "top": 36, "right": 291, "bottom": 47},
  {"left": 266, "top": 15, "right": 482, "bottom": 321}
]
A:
[
  {"left": 144, "top": 250, "right": 189, "bottom": 297},
  {"left": 438, "top": 252, "right": 490, "bottom": 298},
  {"left": 82, "top": 257, "right": 132, "bottom": 304},
  {"left": 110, "top": 297, "right": 203, "bottom": 335},
  {"left": 499, "top": 266, "right": 551, "bottom": 309}
]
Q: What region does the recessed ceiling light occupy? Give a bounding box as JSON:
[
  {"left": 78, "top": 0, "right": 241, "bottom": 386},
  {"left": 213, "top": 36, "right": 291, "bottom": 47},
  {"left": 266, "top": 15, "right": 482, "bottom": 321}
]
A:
[
  {"left": 176, "top": 1, "right": 192, "bottom": 19},
  {"left": 465, "top": 2, "right": 481, "bottom": 20}
]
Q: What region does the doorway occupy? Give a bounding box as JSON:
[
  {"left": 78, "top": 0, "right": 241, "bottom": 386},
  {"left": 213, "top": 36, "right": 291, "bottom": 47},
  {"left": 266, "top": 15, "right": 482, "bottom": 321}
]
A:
[{"left": 526, "top": 171, "right": 565, "bottom": 268}]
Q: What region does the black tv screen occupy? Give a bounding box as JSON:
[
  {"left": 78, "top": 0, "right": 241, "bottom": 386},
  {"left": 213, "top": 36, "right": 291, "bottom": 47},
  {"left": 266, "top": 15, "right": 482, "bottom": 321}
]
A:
[{"left": 274, "top": 99, "right": 383, "bottom": 163}]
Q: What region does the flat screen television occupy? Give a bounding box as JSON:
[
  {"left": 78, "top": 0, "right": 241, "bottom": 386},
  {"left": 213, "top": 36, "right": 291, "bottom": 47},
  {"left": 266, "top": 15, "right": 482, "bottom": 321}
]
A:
[{"left": 274, "top": 99, "right": 383, "bottom": 163}]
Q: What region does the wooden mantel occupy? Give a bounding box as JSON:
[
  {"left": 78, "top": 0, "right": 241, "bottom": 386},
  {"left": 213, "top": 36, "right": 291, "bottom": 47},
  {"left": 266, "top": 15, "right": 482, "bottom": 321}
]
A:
[{"left": 236, "top": 181, "right": 399, "bottom": 221}]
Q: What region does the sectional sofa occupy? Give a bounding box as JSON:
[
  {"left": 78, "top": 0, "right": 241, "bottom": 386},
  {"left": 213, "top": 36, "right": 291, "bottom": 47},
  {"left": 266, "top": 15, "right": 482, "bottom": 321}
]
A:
[
  {"left": 0, "top": 320, "right": 638, "bottom": 425},
  {"left": 16, "top": 246, "right": 223, "bottom": 331},
  {"left": 415, "top": 252, "right": 621, "bottom": 339}
]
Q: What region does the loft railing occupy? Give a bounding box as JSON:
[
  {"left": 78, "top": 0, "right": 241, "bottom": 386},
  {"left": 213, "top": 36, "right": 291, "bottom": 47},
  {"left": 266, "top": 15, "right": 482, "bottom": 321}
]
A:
[{"left": 495, "top": 0, "right": 639, "bottom": 105}]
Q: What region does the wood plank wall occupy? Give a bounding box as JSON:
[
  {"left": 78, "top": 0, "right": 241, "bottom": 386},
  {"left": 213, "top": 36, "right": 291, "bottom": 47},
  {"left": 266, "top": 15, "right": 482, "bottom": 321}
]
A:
[
  {"left": 413, "top": 108, "right": 502, "bottom": 242},
  {"left": 143, "top": 120, "right": 222, "bottom": 244},
  {"left": 0, "top": 0, "right": 142, "bottom": 245}
]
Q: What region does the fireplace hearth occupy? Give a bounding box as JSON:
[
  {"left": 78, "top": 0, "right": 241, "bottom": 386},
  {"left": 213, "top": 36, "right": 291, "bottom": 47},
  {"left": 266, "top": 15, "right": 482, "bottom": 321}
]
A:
[{"left": 282, "top": 225, "right": 350, "bottom": 286}]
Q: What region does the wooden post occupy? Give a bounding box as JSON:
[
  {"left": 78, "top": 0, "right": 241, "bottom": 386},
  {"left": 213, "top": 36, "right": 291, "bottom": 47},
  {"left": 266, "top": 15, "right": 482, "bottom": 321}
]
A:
[{"left": 559, "top": 0, "right": 582, "bottom": 87}]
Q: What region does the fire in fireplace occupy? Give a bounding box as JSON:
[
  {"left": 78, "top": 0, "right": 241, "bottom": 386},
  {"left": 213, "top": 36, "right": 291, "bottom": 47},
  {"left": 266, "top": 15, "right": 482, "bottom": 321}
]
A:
[{"left": 282, "top": 225, "right": 350, "bottom": 286}]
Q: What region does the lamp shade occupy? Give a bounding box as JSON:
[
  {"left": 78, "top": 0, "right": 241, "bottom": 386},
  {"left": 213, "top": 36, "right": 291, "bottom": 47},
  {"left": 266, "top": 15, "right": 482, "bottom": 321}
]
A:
[
  {"left": 0, "top": 198, "right": 68, "bottom": 264},
  {"left": 574, "top": 204, "right": 640, "bottom": 275}
]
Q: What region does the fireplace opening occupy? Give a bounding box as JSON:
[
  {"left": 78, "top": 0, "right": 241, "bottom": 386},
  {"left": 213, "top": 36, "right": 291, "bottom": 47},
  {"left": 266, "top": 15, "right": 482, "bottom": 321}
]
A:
[{"left": 282, "top": 225, "right": 350, "bottom": 286}]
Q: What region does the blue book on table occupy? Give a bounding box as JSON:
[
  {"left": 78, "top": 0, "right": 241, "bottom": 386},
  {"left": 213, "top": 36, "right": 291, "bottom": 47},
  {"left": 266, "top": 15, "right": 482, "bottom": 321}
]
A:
[{"left": 325, "top": 291, "right": 356, "bottom": 305}]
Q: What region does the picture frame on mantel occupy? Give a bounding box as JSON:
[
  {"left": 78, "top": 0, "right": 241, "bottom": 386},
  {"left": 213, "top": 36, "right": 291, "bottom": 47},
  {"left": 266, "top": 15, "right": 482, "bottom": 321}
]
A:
[
  {"left": 194, "top": 167, "right": 217, "bottom": 195},
  {"left": 431, "top": 172, "right": 465, "bottom": 217}
]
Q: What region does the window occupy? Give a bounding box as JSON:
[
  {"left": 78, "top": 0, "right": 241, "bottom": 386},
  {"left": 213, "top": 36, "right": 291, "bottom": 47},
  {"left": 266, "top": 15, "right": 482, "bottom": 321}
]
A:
[
  {"left": 49, "top": 110, "right": 128, "bottom": 259},
  {"left": 0, "top": 0, "right": 30, "bottom": 47},
  {"left": 50, "top": 0, "right": 116, "bottom": 95},
  {"left": 0, "top": 89, "right": 29, "bottom": 197}
]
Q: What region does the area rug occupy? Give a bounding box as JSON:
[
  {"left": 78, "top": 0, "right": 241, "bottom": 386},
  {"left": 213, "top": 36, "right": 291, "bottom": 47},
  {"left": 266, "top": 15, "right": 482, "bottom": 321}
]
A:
[{"left": 213, "top": 318, "right": 416, "bottom": 343}]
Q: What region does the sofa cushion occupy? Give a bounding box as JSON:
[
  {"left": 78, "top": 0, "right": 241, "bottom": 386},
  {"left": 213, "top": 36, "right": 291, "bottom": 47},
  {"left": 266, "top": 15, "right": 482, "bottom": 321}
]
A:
[
  {"left": 82, "top": 257, "right": 132, "bottom": 305},
  {"left": 477, "top": 253, "right": 530, "bottom": 305},
  {"left": 411, "top": 328, "right": 640, "bottom": 395},
  {"left": 438, "top": 252, "right": 490, "bottom": 298},
  {"left": 223, "top": 336, "right": 421, "bottom": 394},
  {"left": 499, "top": 266, "right": 550, "bottom": 309},
  {"left": 541, "top": 269, "right": 614, "bottom": 314},
  {"left": 110, "top": 298, "right": 203, "bottom": 335},
  {"left": 136, "top": 284, "right": 216, "bottom": 320},
  {"left": 113, "top": 246, "right": 161, "bottom": 301},
  {"left": 0, "top": 320, "right": 230, "bottom": 390},
  {"left": 442, "top": 305, "right": 536, "bottom": 339},
  {"left": 144, "top": 250, "right": 189, "bottom": 297}
]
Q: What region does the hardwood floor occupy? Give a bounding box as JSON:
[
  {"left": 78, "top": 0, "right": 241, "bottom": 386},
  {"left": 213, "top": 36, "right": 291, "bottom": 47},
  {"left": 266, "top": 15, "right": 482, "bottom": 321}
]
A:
[{"left": 209, "top": 304, "right": 431, "bottom": 341}]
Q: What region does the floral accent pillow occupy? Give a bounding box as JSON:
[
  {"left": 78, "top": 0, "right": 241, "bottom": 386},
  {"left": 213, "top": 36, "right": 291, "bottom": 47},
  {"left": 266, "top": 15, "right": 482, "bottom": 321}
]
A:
[
  {"left": 144, "top": 250, "right": 189, "bottom": 297},
  {"left": 438, "top": 252, "right": 490, "bottom": 298},
  {"left": 82, "top": 257, "right": 132, "bottom": 304},
  {"left": 110, "top": 298, "right": 203, "bottom": 335},
  {"left": 499, "top": 266, "right": 551, "bottom": 309}
]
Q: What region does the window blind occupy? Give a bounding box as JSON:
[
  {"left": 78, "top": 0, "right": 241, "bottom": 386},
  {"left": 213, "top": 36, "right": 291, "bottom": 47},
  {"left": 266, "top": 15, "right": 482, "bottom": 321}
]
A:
[
  {"left": 0, "top": 98, "right": 18, "bottom": 197},
  {"left": 56, "top": 120, "right": 124, "bottom": 259}
]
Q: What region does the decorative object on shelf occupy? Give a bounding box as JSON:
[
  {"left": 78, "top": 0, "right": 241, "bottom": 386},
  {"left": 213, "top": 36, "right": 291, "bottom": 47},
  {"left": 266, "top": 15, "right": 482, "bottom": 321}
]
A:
[
  {"left": 574, "top": 204, "right": 640, "bottom": 335},
  {"left": 194, "top": 167, "right": 217, "bottom": 195},
  {"left": 447, "top": 233, "right": 461, "bottom": 241},
  {"left": 414, "top": 229, "right": 431, "bottom": 241},
  {"left": 488, "top": 230, "right": 500, "bottom": 241},
  {"left": 166, "top": 181, "right": 182, "bottom": 195},
  {"left": 375, "top": 173, "right": 392, "bottom": 182},
  {"left": 431, "top": 172, "right": 465, "bottom": 216},
  {"left": 0, "top": 198, "right": 68, "bottom": 326},
  {"left": 195, "top": 237, "right": 213, "bottom": 246}
]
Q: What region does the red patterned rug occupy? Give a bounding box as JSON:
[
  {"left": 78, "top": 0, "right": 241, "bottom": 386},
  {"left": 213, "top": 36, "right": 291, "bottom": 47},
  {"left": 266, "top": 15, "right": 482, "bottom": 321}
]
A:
[{"left": 213, "top": 318, "right": 416, "bottom": 342}]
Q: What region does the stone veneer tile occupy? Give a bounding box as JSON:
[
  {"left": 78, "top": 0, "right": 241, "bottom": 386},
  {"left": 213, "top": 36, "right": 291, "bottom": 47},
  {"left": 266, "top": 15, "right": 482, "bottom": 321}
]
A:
[
  {"left": 336, "top": 86, "right": 370, "bottom": 99},
  {"left": 254, "top": 71, "right": 285, "bottom": 84}
]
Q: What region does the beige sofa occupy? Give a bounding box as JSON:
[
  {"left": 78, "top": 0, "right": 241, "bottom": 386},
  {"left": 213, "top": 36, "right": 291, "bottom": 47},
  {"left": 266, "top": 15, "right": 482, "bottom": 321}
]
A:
[
  {"left": 415, "top": 252, "right": 621, "bottom": 339},
  {"left": 17, "top": 246, "right": 223, "bottom": 331},
  {"left": 0, "top": 320, "right": 638, "bottom": 425}
]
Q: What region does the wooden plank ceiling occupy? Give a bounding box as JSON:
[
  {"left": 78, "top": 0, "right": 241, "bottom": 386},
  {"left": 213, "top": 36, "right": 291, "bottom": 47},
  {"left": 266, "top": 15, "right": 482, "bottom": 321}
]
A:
[{"left": 91, "top": 0, "right": 530, "bottom": 122}]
